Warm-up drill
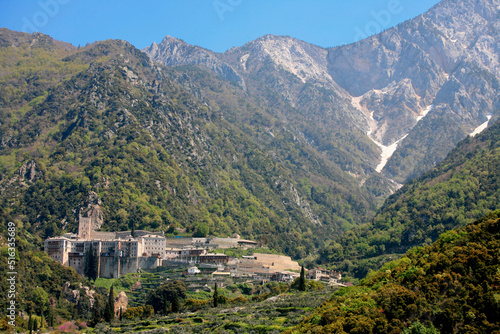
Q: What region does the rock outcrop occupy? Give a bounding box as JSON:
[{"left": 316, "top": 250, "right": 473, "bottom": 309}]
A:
[
  {"left": 62, "top": 282, "right": 96, "bottom": 306},
  {"left": 143, "top": 36, "right": 245, "bottom": 88},
  {"left": 79, "top": 191, "right": 104, "bottom": 232},
  {"left": 114, "top": 291, "right": 128, "bottom": 317},
  {"left": 18, "top": 160, "right": 37, "bottom": 182}
]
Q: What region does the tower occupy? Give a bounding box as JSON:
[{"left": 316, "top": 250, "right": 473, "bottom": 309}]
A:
[{"left": 78, "top": 216, "right": 93, "bottom": 240}]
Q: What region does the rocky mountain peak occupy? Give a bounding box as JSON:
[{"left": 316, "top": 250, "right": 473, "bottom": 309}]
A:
[
  {"left": 228, "top": 34, "right": 333, "bottom": 87},
  {"left": 0, "top": 28, "right": 75, "bottom": 51},
  {"left": 142, "top": 0, "right": 500, "bottom": 185},
  {"left": 143, "top": 35, "right": 244, "bottom": 86}
]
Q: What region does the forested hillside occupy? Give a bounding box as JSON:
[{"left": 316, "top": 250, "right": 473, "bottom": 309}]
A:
[
  {"left": 320, "top": 119, "right": 500, "bottom": 278},
  {"left": 1, "top": 0, "right": 500, "bottom": 331},
  {"left": 0, "top": 29, "right": 378, "bottom": 261},
  {"left": 0, "top": 209, "right": 94, "bottom": 325},
  {"left": 294, "top": 211, "right": 500, "bottom": 334}
]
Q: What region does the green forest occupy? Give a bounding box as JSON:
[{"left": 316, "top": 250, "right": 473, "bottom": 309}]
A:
[
  {"left": 0, "top": 30, "right": 379, "bottom": 261},
  {"left": 293, "top": 211, "right": 500, "bottom": 333},
  {"left": 319, "top": 120, "right": 500, "bottom": 278},
  {"left": 1, "top": 28, "right": 500, "bottom": 333}
]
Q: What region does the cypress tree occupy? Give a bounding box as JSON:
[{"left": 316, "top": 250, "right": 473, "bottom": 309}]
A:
[
  {"left": 213, "top": 283, "right": 219, "bottom": 308},
  {"left": 48, "top": 309, "right": 54, "bottom": 328},
  {"left": 171, "top": 292, "right": 180, "bottom": 313},
  {"left": 90, "top": 297, "right": 101, "bottom": 327},
  {"left": 104, "top": 286, "right": 115, "bottom": 322},
  {"left": 163, "top": 292, "right": 169, "bottom": 314},
  {"left": 84, "top": 243, "right": 99, "bottom": 281},
  {"left": 299, "top": 266, "right": 306, "bottom": 291},
  {"left": 28, "top": 313, "right": 32, "bottom": 334},
  {"left": 47, "top": 299, "right": 54, "bottom": 328}
]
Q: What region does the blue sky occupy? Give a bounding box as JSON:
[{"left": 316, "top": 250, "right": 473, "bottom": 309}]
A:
[{"left": 0, "top": 0, "right": 441, "bottom": 52}]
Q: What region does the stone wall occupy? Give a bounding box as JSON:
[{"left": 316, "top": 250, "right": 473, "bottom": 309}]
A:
[
  {"left": 91, "top": 231, "right": 117, "bottom": 240},
  {"left": 165, "top": 237, "right": 195, "bottom": 248},
  {"left": 98, "top": 256, "right": 160, "bottom": 278},
  {"left": 253, "top": 253, "right": 301, "bottom": 271},
  {"left": 138, "top": 257, "right": 161, "bottom": 271},
  {"left": 99, "top": 257, "right": 120, "bottom": 278}
]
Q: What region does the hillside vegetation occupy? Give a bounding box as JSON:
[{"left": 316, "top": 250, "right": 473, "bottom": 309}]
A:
[
  {"left": 0, "top": 29, "right": 378, "bottom": 262},
  {"left": 320, "top": 119, "right": 500, "bottom": 278},
  {"left": 294, "top": 211, "right": 500, "bottom": 334}
]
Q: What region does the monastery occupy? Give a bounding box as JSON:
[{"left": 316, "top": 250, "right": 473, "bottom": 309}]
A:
[{"left": 44, "top": 214, "right": 166, "bottom": 278}]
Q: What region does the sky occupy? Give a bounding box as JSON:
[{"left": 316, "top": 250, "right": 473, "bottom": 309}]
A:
[{"left": 0, "top": 0, "right": 441, "bottom": 53}]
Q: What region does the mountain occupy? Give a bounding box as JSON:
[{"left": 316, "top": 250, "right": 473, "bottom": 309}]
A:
[
  {"left": 144, "top": 36, "right": 385, "bottom": 192},
  {"left": 292, "top": 211, "right": 500, "bottom": 334},
  {"left": 144, "top": 0, "right": 500, "bottom": 185},
  {"left": 0, "top": 28, "right": 380, "bottom": 260},
  {"left": 319, "top": 118, "right": 500, "bottom": 278},
  {"left": 1, "top": 0, "right": 498, "bottom": 267}
]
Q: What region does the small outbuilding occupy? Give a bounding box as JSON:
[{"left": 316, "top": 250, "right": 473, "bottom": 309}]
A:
[{"left": 187, "top": 266, "right": 201, "bottom": 275}]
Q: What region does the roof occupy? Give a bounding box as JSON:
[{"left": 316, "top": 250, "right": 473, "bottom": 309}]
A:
[
  {"left": 238, "top": 239, "right": 258, "bottom": 244},
  {"left": 141, "top": 234, "right": 165, "bottom": 238},
  {"left": 200, "top": 253, "right": 229, "bottom": 257}
]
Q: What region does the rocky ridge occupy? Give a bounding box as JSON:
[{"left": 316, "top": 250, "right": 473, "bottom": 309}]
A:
[{"left": 144, "top": 0, "right": 500, "bottom": 184}]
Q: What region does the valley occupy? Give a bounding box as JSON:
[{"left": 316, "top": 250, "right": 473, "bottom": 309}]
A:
[{"left": 0, "top": 0, "right": 500, "bottom": 333}]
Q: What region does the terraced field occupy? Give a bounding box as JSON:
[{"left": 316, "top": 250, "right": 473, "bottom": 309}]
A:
[{"left": 89, "top": 289, "right": 334, "bottom": 333}]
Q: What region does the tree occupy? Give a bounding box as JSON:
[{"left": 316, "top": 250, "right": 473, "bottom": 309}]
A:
[
  {"left": 31, "top": 316, "right": 39, "bottom": 332},
  {"left": 402, "top": 322, "right": 440, "bottom": 334},
  {"left": 299, "top": 266, "right": 306, "bottom": 291},
  {"left": 194, "top": 223, "right": 209, "bottom": 237},
  {"left": 28, "top": 313, "right": 32, "bottom": 334},
  {"left": 146, "top": 280, "right": 187, "bottom": 314},
  {"left": 213, "top": 283, "right": 219, "bottom": 308},
  {"left": 47, "top": 300, "right": 55, "bottom": 328},
  {"left": 89, "top": 296, "right": 102, "bottom": 327},
  {"left": 84, "top": 243, "right": 99, "bottom": 281},
  {"left": 171, "top": 292, "right": 181, "bottom": 313},
  {"left": 103, "top": 286, "right": 115, "bottom": 322},
  {"left": 31, "top": 287, "right": 49, "bottom": 316},
  {"left": 77, "top": 294, "right": 92, "bottom": 320},
  {"left": 48, "top": 309, "right": 54, "bottom": 328},
  {"left": 117, "top": 208, "right": 129, "bottom": 227}
]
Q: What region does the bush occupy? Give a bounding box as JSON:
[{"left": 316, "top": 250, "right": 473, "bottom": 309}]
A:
[
  {"left": 57, "top": 321, "right": 79, "bottom": 333},
  {"left": 402, "top": 321, "right": 440, "bottom": 334},
  {"left": 229, "top": 296, "right": 248, "bottom": 304},
  {"left": 218, "top": 295, "right": 229, "bottom": 305},
  {"left": 184, "top": 299, "right": 210, "bottom": 311},
  {"left": 236, "top": 283, "right": 253, "bottom": 295},
  {"left": 122, "top": 305, "right": 155, "bottom": 320}
]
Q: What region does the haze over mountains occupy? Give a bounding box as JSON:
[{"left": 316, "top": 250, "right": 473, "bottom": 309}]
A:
[{"left": 145, "top": 0, "right": 500, "bottom": 185}]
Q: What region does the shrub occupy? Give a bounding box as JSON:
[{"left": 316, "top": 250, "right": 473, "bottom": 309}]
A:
[
  {"left": 57, "top": 321, "right": 79, "bottom": 333},
  {"left": 218, "top": 295, "right": 229, "bottom": 305},
  {"left": 230, "top": 296, "right": 248, "bottom": 304},
  {"left": 184, "top": 299, "right": 210, "bottom": 311}
]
